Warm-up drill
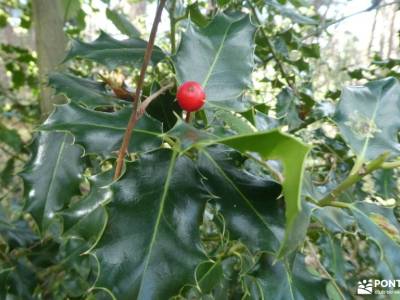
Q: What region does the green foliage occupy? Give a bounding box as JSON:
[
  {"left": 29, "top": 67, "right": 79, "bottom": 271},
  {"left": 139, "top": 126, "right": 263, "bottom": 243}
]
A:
[
  {"left": 1, "top": 0, "right": 400, "bottom": 299},
  {"left": 64, "top": 31, "right": 165, "bottom": 69},
  {"left": 106, "top": 8, "right": 141, "bottom": 38},
  {"left": 334, "top": 77, "right": 400, "bottom": 162},
  {"left": 48, "top": 72, "right": 125, "bottom": 108},
  {"left": 40, "top": 103, "right": 163, "bottom": 156},
  {"left": 20, "top": 132, "right": 83, "bottom": 231},
  {"left": 174, "top": 12, "right": 256, "bottom": 111}
]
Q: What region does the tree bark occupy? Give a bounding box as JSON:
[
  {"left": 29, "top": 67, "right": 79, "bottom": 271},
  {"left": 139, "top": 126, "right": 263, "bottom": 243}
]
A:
[
  {"left": 386, "top": 6, "right": 397, "bottom": 58},
  {"left": 32, "top": 0, "right": 68, "bottom": 119},
  {"left": 367, "top": 8, "right": 379, "bottom": 57}
]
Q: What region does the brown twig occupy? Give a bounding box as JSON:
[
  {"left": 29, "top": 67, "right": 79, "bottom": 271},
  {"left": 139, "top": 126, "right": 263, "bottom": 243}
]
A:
[
  {"left": 114, "top": 0, "right": 167, "bottom": 179},
  {"left": 138, "top": 82, "right": 175, "bottom": 114},
  {"left": 185, "top": 112, "right": 191, "bottom": 123}
]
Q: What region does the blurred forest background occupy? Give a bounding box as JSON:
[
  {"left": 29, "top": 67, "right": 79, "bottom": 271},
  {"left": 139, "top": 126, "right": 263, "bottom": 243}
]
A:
[
  {"left": 1, "top": 0, "right": 400, "bottom": 243},
  {"left": 0, "top": 0, "right": 399, "bottom": 297}
]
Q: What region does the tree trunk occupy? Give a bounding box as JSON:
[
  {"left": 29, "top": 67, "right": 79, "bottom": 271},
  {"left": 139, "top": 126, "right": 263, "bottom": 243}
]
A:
[
  {"left": 386, "top": 6, "right": 397, "bottom": 58},
  {"left": 32, "top": 0, "right": 68, "bottom": 119},
  {"left": 367, "top": 8, "right": 379, "bottom": 57}
]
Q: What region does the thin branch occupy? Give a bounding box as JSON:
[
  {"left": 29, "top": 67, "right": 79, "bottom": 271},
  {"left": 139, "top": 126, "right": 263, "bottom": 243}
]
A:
[
  {"left": 114, "top": 0, "right": 167, "bottom": 179},
  {"left": 138, "top": 82, "right": 175, "bottom": 114},
  {"left": 305, "top": 239, "right": 346, "bottom": 300},
  {"left": 382, "top": 160, "right": 400, "bottom": 169},
  {"left": 169, "top": 0, "right": 177, "bottom": 54},
  {"left": 367, "top": 9, "right": 379, "bottom": 57},
  {"left": 303, "top": 1, "right": 400, "bottom": 41},
  {"left": 248, "top": 1, "right": 296, "bottom": 92},
  {"left": 318, "top": 153, "right": 389, "bottom": 206},
  {"left": 185, "top": 112, "right": 191, "bottom": 123},
  {"left": 245, "top": 152, "right": 284, "bottom": 183},
  {"left": 386, "top": 4, "right": 397, "bottom": 58}
]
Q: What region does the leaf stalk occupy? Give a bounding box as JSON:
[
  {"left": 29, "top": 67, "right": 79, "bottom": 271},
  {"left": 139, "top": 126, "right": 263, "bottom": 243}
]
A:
[{"left": 318, "top": 152, "right": 389, "bottom": 206}]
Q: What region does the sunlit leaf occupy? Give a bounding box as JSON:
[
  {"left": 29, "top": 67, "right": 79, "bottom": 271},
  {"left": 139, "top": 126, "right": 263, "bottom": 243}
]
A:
[
  {"left": 174, "top": 13, "right": 256, "bottom": 111},
  {"left": 49, "top": 72, "right": 125, "bottom": 108},
  {"left": 334, "top": 77, "right": 400, "bottom": 162},
  {"left": 106, "top": 9, "right": 141, "bottom": 38},
  {"left": 64, "top": 31, "right": 165, "bottom": 69}
]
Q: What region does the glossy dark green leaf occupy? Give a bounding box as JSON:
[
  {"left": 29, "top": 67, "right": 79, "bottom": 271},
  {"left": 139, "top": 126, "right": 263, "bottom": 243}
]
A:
[
  {"left": 40, "top": 103, "right": 162, "bottom": 156},
  {"left": 106, "top": 9, "right": 141, "bottom": 38},
  {"left": 195, "top": 260, "right": 224, "bottom": 294},
  {"left": 168, "top": 119, "right": 218, "bottom": 151},
  {"left": 93, "top": 150, "right": 208, "bottom": 299},
  {"left": 0, "top": 219, "right": 38, "bottom": 249},
  {"left": 64, "top": 31, "right": 165, "bottom": 69},
  {"left": 216, "top": 130, "right": 311, "bottom": 257},
  {"left": 20, "top": 132, "right": 83, "bottom": 232},
  {"left": 168, "top": 123, "right": 310, "bottom": 256},
  {"left": 4, "top": 260, "right": 37, "bottom": 299},
  {"left": 61, "top": 171, "right": 113, "bottom": 247},
  {"left": 198, "top": 147, "right": 283, "bottom": 252},
  {"left": 48, "top": 72, "right": 125, "bottom": 108},
  {"left": 334, "top": 77, "right": 400, "bottom": 162},
  {"left": 247, "top": 254, "right": 328, "bottom": 300},
  {"left": 174, "top": 13, "right": 256, "bottom": 111},
  {"left": 312, "top": 206, "right": 354, "bottom": 234}
]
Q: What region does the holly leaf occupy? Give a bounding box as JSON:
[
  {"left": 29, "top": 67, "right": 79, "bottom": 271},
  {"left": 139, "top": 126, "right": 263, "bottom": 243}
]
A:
[
  {"left": 216, "top": 130, "right": 311, "bottom": 257},
  {"left": 373, "top": 169, "right": 398, "bottom": 200},
  {"left": 198, "top": 146, "right": 283, "bottom": 252},
  {"left": 174, "top": 13, "right": 256, "bottom": 111},
  {"left": 93, "top": 150, "right": 208, "bottom": 299},
  {"left": 168, "top": 123, "right": 310, "bottom": 256},
  {"left": 20, "top": 132, "right": 83, "bottom": 232},
  {"left": 312, "top": 206, "right": 354, "bottom": 234},
  {"left": 349, "top": 202, "right": 400, "bottom": 278},
  {"left": 319, "top": 234, "right": 348, "bottom": 289},
  {"left": 61, "top": 171, "right": 113, "bottom": 247},
  {"left": 40, "top": 103, "right": 162, "bottom": 157},
  {"left": 213, "top": 110, "right": 257, "bottom": 134},
  {"left": 168, "top": 119, "right": 218, "bottom": 151},
  {"left": 64, "top": 31, "right": 165, "bottom": 69},
  {"left": 247, "top": 254, "right": 328, "bottom": 300},
  {"left": 106, "top": 9, "right": 141, "bottom": 38},
  {"left": 334, "top": 77, "right": 400, "bottom": 162},
  {"left": 48, "top": 72, "right": 125, "bottom": 108}
]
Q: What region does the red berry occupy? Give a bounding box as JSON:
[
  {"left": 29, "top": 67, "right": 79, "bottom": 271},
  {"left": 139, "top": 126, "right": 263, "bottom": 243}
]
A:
[{"left": 176, "top": 81, "right": 206, "bottom": 112}]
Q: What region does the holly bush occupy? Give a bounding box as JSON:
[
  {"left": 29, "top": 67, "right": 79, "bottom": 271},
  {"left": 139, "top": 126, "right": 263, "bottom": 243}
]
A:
[{"left": 2, "top": 0, "right": 400, "bottom": 299}]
